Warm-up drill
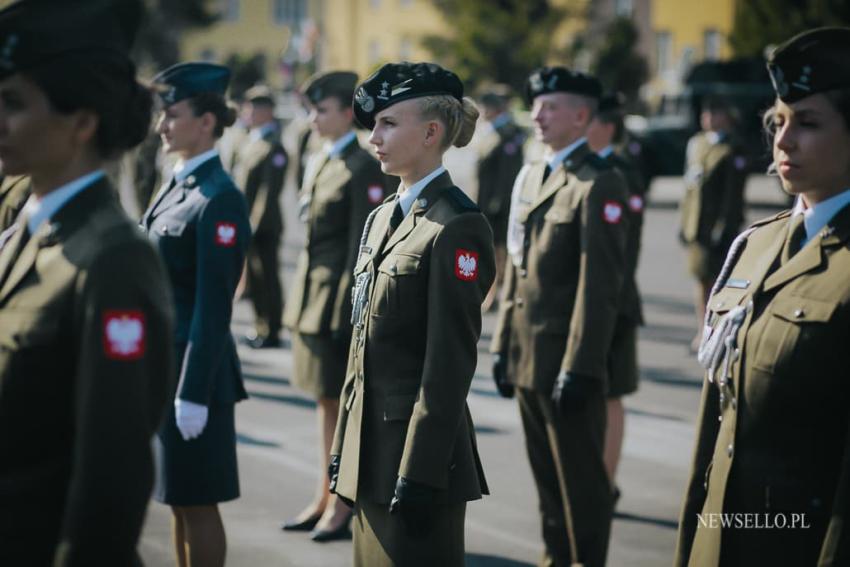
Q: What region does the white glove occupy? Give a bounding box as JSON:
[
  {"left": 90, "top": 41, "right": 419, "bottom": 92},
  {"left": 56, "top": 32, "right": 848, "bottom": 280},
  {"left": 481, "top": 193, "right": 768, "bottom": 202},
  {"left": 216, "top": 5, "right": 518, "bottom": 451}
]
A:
[{"left": 174, "top": 399, "right": 208, "bottom": 441}]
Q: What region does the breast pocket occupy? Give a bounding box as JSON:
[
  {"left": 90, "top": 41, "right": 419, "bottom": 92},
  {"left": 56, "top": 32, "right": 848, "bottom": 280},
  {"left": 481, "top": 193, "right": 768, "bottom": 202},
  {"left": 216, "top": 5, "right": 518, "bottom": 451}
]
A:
[
  {"left": 752, "top": 295, "right": 838, "bottom": 374},
  {"left": 372, "top": 253, "right": 422, "bottom": 318}
]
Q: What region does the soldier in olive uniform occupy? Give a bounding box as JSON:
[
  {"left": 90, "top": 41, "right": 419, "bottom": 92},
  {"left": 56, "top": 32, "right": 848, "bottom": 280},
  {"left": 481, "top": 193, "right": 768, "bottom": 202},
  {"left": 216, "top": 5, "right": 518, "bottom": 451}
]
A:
[
  {"left": 143, "top": 62, "right": 251, "bottom": 567},
  {"left": 0, "top": 2, "right": 174, "bottom": 565},
  {"left": 676, "top": 27, "right": 850, "bottom": 567},
  {"left": 475, "top": 84, "right": 527, "bottom": 310},
  {"left": 281, "top": 71, "right": 388, "bottom": 541},
  {"left": 586, "top": 92, "right": 647, "bottom": 496},
  {"left": 0, "top": 172, "right": 30, "bottom": 231},
  {"left": 329, "top": 62, "right": 495, "bottom": 567},
  {"left": 232, "top": 84, "right": 287, "bottom": 348},
  {"left": 679, "top": 96, "right": 748, "bottom": 351},
  {"left": 491, "top": 67, "right": 629, "bottom": 567}
]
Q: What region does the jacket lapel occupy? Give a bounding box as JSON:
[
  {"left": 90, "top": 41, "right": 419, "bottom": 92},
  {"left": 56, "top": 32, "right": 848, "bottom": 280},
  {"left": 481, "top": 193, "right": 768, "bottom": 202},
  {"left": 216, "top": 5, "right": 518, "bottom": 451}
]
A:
[
  {"left": 381, "top": 172, "right": 453, "bottom": 255},
  {"left": 525, "top": 142, "right": 592, "bottom": 216}
]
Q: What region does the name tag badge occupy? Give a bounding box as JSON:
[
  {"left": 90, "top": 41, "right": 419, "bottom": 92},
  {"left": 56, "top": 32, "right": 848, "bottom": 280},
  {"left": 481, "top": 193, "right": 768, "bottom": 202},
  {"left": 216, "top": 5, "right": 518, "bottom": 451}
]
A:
[
  {"left": 725, "top": 278, "right": 750, "bottom": 289},
  {"left": 359, "top": 245, "right": 372, "bottom": 255}
]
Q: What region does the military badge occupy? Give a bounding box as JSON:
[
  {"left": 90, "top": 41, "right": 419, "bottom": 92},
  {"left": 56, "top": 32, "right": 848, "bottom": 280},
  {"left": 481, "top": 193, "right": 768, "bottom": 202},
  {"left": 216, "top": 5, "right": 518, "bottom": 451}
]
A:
[
  {"left": 103, "top": 310, "right": 146, "bottom": 360},
  {"left": 367, "top": 184, "right": 384, "bottom": 204},
  {"left": 603, "top": 201, "right": 623, "bottom": 224},
  {"left": 215, "top": 222, "right": 237, "bottom": 247},
  {"left": 628, "top": 195, "right": 644, "bottom": 213},
  {"left": 455, "top": 249, "right": 479, "bottom": 281},
  {"left": 355, "top": 87, "right": 375, "bottom": 112}
]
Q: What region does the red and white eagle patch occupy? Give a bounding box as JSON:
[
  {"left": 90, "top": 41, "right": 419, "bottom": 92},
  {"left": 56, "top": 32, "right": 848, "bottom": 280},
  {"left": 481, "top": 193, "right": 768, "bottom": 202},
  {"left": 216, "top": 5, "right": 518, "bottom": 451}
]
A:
[
  {"left": 455, "top": 249, "right": 479, "bottom": 281},
  {"left": 215, "top": 222, "right": 237, "bottom": 247},
  {"left": 367, "top": 185, "right": 384, "bottom": 204},
  {"left": 628, "top": 195, "right": 644, "bottom": 213},
  {"left": 603, "top": 201, "right": 623, "bottom": 224},
  {"left": 103, "top": 310, "right": 145, "bottom": 360}
]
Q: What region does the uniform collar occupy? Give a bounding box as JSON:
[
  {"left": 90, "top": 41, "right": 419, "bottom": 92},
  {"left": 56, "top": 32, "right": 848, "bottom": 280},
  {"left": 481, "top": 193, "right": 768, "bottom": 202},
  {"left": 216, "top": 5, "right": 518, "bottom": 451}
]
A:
[
  {"left": 489, "top": 112, "right": 511, "bottom": 130},
  {"left": 174, "top": 148, "right": 219, "bottom": 182},
  {"left": 597, "top": 145, "right": 615, "bottom": 159},
  {"left": 25, "top": 169, "right": 104, "bottom": 234},
  {"left": 249, "top": 121, "right": 277, "bottom": 142},
  {"left": 324, "top": 130, "right": 357, "bottom": 159},
  {"left": 546, "top": 137, "right": 587, "bottom": 171},
  {"left": 793, "top": 188, "right": 850, "bottom": 246},
  {"left": 706, "top": 131, "right": 726, "bottom": 145},
  {"left": 397, "top": 165, "right": 446, "bottom": 216}
]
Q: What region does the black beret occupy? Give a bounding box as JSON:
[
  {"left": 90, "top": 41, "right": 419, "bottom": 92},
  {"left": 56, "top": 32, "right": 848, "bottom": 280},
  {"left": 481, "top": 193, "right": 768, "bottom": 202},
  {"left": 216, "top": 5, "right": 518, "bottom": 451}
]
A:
[
  {"left": 525, "top": 66, "right": 602, "bottom": 104},
  {"left": 353, "top": 62, "right": 463, "bottom": 129},
  {"left": 152, "top": 62, "right": 231, "bottom": 106},
  {"left": 301, "top": 70, "right": 358, "bottom": 105},
  {"left": 0, "top": 0, "right": 141, "bottom": 81},
  {"left": 478, "top": 83, "right": 512, "bottom": 107},
  {"left": 598, "top": 92, "right": 625, "bottom": 114},
  {"left": 767, "top": 27, "right": 850, "bottom": 103},
  {"left": 244, "top": 84, "right": 275, "bottom": 106}
]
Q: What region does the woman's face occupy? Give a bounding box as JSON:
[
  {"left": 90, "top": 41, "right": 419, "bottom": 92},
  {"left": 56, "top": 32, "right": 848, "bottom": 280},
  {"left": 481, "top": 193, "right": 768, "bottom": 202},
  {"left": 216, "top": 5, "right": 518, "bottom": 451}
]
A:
[
  {"left": 773, "top": 94, "right": 850, "bottom": 203},
  {"left": 0, "top": 73, "right": 89, "bottom": 177},
  {"left": 156, "top": 99, "right": 212, "bottom": 158},
  {"left": 368, "top": 99, "right": 439, "bottom": 178},
  {"left": 310, "top": 96, "right": 352, "bottom": 140}
]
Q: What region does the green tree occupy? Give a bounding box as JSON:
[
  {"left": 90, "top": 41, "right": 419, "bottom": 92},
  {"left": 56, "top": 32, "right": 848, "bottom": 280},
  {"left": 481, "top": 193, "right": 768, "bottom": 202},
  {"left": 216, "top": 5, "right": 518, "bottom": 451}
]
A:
[
  {"left": 423, "top": 0, "right": 567, "bottom": 95},
  {"left": 590, "top": 17, "right": 648, "bottom": 107},
  {"left": 730, "top": 0, "right": 850, "bottom": 57},
  {"left": 134, "top": 0, "right": 219, "bottom": 69}
]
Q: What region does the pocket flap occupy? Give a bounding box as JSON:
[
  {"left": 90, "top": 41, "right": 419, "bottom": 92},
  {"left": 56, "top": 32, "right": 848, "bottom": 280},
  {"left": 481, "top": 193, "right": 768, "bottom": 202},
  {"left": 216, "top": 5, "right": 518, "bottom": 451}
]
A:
[
  {"left": 157, "top": 219, "right": 187, "bottom": 237},
  {"left": 544, "top": 207, "right": 575, "bottom": 224},
  {"left": 383, "top": 393, "right": 417, "bottom": 421},
  {"left": 708, "top": 287, "right": 749, "bottom": 314},
  {"left": 378, "top": 253, "right": 421, "bottom": 276},
  {"left": 772, "top": 296, "right": 838, "bottom": 323}
]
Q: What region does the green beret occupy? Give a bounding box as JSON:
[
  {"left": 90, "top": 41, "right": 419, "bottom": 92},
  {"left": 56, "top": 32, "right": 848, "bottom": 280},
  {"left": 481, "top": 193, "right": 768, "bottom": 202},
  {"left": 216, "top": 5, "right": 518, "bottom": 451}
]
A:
[{"left": 767, "top": 27, "right": 850, "bottom": 103}]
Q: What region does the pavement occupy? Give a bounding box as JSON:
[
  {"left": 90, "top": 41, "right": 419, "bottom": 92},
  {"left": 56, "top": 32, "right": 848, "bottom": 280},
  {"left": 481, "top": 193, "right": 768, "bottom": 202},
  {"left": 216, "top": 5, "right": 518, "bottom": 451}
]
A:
[{"left": 138, "top": 151, "right": 791, "bottom": 566}]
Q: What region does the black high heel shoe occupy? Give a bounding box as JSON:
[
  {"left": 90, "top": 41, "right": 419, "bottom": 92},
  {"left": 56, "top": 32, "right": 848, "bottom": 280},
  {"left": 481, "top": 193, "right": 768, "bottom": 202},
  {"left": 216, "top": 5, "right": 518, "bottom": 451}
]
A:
[
  {"left": 281, "top": 512, "right": 322, "bottom": 532},
  {"left": 310, "top": 512, "right": 353, "bottom": 543}
]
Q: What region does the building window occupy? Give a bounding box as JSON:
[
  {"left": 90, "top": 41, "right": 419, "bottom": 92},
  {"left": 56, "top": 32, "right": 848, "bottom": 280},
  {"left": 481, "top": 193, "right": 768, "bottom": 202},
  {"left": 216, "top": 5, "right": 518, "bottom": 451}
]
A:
[
  {"left": 274, "top": 0, "right": 307, "bottom": 24},
  {"left": 220, "top": 0, "right": 239, "bottom": 22},
  {"left": 704, "top": 29, "right": 721, "bottom": 61},
  {"left": 655, "top": 31, "right": 672, "bottom": 73},
  {"left": 614, "top": 0, "right": 633, "bottom": 17},
  {"left": 399, "top": 38, "right": 412, "bottom": 59},
  {"left": 368, "top": 40, "right": 381, "bottom": 64}
]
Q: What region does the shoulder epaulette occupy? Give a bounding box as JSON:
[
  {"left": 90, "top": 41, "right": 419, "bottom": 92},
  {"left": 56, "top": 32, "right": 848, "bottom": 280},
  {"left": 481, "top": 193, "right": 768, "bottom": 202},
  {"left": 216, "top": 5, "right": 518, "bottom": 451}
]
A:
[
  {"left": 749, "top": 209, "right": 792, "bottom": 228},
  {"left": 443, "top": 186, "right": 480, "bottom": 212}
]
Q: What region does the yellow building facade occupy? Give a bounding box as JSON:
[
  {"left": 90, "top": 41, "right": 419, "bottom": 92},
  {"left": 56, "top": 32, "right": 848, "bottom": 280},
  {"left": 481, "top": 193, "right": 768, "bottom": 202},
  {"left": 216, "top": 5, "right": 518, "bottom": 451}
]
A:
[{"left": 648, "top": 0, "right": 736, "bottom": 96}]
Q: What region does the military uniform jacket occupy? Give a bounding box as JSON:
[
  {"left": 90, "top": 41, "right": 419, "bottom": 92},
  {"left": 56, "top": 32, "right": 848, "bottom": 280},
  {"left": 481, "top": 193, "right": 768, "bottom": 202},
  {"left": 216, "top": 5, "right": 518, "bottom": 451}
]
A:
[
  {"left": 0, "top": 174, "right": 31, "bottom": 232},
  {"left": 232, "top": 127, "right": 287, "bottom": 236},
  {"left": 492, "top": 142, "right": 629, "bottom": 391},
  {"left": 607, "top": 150, "right": 646, "bottom": 325},
  {"left": 679, "top": 132, "right": 747, "bottom": 248},
  {"left": 142, "top": 157, "right": 250, "bottom": 405},
  {"left": 331, "top": 172, "right": 495, "bottom": 505},
  {"left": 0, "top": 179, "right": 174, "bottom": 565},
  {"left": 283, "top": 139, "right": 387, "bottom": 337},
  {"left": 676, "top": 207, "right": 850, "bottom": 566},
  {"left": 476, "top": 118, "right": 526, "bottom": 218}
]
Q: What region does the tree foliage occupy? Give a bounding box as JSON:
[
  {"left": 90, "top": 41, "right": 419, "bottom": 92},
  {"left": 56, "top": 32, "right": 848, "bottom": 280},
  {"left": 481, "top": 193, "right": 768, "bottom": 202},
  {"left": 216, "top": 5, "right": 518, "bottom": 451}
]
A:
[
  {"left": 423, "top": 0, "right": 566, "bottom": 95},
  {"left": 590, "top": 17, "right": 648, "bottom": 106},
  {"left": 133, "top": 0, "right": 219, "bottom": 69},
  {"left": 730, "top": 0, "right": 850, "bottom": 57}
]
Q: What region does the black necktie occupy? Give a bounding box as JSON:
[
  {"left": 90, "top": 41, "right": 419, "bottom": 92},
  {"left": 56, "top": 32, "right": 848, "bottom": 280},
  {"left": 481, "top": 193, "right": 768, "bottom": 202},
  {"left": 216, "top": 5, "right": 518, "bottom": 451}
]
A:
[
  {"left": 781, "top": 214, "right": 806, "bottom": 264},
  {"left": 388, "top": 202, "right": 404, "bottom": 236},
  {"left": 542, "top": 164, "right": 552, "bottom": 184}
]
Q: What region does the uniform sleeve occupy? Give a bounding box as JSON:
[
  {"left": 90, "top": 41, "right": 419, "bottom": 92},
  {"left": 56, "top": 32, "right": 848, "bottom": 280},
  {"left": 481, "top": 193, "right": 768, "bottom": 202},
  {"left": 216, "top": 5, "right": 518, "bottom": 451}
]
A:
[
  {"left": 561, "top": 170, "right": 629, "bottom": 381},
  {"left": 674, "top": 380, "right": 722, "bottom": 566},
  {"left": 713, "top": 151, "right": 747, "bottom": 247},
  {"left": 398, "top": 214, "right": 496, "bottom": 489},
  {"left": 56, "top": 238, "right": 174, "bottom": 566},
  {"left": 177, "top": 189, "right": 249, "bottom": 404},
  {"left": 249, "top": 144, "right": 287, "bottom": 233}
]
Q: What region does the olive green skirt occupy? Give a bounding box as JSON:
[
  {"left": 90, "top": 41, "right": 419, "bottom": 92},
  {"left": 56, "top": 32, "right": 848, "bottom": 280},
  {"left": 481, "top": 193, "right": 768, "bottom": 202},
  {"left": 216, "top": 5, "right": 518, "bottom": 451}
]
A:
[{"left": 292, "top": 331, "right": 349, "bottom": 399}]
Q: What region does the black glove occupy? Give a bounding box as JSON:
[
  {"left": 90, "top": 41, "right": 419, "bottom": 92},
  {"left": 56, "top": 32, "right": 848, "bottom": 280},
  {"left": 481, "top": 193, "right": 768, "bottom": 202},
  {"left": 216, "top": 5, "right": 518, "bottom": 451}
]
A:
[
  {"left": 328, "top": 455, "right": 354, "bottom": 508},
  {"left": 388, "top": 476, "right": 440, "bottom": 538},
  {"left": 551, "top": 371, "right": 602, "bottom": 413},
  {"left": 492, "top": 353, "right": 515, "bottom": 399}
]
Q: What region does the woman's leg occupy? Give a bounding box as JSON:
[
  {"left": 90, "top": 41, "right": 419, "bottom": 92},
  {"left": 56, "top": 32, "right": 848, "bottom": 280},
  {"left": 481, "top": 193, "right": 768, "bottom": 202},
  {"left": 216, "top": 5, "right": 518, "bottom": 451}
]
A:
[
  {"left": 315, "top": 396, "right": 352, "bottom": 531},
  {"left": 175, "top": 504, "right": 226, "bottom": 567},
  {"left": 171, "top": 507, "right": 188, "bottom": 567}
]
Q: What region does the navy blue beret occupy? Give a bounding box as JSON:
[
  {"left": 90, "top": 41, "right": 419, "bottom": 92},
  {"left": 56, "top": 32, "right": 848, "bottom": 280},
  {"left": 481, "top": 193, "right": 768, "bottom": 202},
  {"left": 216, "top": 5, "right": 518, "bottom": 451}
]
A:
[
  {"left": 353, "top": 62, "right": 463, "bottom": 129},
  {"left": 152, "top": 62, "right": 231, "bottom": 106},
  {"left": 525, "top": 66, "right": 602, "bottom": 104},
  {"left": 767, "top": 27, "right": 850, "bottom": 103}
]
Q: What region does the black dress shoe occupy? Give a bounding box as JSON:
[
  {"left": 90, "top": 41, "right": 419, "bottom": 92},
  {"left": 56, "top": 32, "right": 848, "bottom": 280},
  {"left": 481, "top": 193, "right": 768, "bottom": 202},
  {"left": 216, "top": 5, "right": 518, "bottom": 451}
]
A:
[
  {"left": 246, "top": 335, "right": 283, "bottom": 349},
  {"left": 310, "top": 523, "right": 352, "bottom": 543},
  {"left": 281, "top": 513, "right": 321, "bottom": 532}
]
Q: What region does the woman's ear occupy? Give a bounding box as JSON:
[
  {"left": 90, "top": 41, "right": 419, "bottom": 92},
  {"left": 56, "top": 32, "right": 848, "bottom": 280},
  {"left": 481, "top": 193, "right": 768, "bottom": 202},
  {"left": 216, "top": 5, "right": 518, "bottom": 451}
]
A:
[
  {"left": 423, "top": 119, "right": 442, "bottom": 147},
  {"left": 72, "top": 110, "right": 99, "bottom": 147},
  {"left": 200, "top": 111, "right": 217, "bottom": 135}
]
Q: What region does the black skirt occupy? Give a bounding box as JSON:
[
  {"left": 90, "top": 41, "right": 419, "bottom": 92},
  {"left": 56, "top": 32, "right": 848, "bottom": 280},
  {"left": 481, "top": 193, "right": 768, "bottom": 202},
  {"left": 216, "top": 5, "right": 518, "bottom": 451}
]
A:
[{"left": 153, "top": 402, "right": 240, "bottom": 506}]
